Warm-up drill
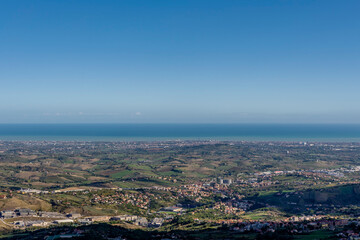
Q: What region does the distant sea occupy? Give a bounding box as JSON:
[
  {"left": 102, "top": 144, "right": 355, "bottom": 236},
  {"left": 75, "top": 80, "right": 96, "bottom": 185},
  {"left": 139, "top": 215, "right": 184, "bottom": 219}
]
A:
[{"left": 0, "top": 124, "right": 360, "bottom": 142}]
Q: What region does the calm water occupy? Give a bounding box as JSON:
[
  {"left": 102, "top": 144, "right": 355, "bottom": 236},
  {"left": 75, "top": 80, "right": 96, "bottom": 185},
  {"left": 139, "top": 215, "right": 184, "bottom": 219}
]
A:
[{"left": 0, "top": 124, "right": 360, "bottom": 141}]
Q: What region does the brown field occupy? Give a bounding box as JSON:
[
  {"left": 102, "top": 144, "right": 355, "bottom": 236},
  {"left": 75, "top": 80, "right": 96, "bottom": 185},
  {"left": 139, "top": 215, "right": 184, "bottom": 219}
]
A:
[{"left": 0, "top": 196, "right": 51, "bottom": 211}]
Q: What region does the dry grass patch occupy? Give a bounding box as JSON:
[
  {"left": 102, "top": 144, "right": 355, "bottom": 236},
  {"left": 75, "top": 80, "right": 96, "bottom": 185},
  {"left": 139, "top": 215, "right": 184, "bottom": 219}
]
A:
[
  {"left": 0, "top": 196, "right": 51, "bottom": 211},
  {"left": 88, "top": 176, "right": 108, "bottom": 181},
  {"left": 30, "top": 182, "right": 57, "bottom": 187},
  {"left": 15, "top": 171, "right": 41, "bottom": 180}
]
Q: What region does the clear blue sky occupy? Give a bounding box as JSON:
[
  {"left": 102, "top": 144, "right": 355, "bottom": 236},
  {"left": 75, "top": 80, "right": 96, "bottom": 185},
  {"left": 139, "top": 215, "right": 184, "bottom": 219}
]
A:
[{"left": 0, "top": 0, "right": 359, "bottom": 123}]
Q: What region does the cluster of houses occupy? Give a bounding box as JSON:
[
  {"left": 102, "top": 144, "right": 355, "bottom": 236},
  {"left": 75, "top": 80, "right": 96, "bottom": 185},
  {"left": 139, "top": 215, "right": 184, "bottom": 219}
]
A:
[
  {"left": 91, "top": 191, "right": 152, "bottom": 209},
  {"left": 252, "top": 166, "right": 360, "bottom": 180},
  {"left": 210, "top": 200, "right": 253, "bottom": 215},
  {"left": 0, "top": 209, "right": 82, "bottom": 219},
  {"left": 0, "top": 208, "right": 166, "bottom": 229},
  {"left": 211, "top": 218, "right": 357, "bottom": 236},
  {"left": 13, "top": 219, "right": 75, "bottom": 228},
  {"left": 1, "top": 208, "right": 37, "bottom": 218}
]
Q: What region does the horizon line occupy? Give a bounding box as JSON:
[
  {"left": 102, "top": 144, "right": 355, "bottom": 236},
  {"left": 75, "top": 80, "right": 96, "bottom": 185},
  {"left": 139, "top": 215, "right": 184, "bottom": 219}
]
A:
[{"left": 1, "top": 122, "right": 360, "bottom": 125}]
